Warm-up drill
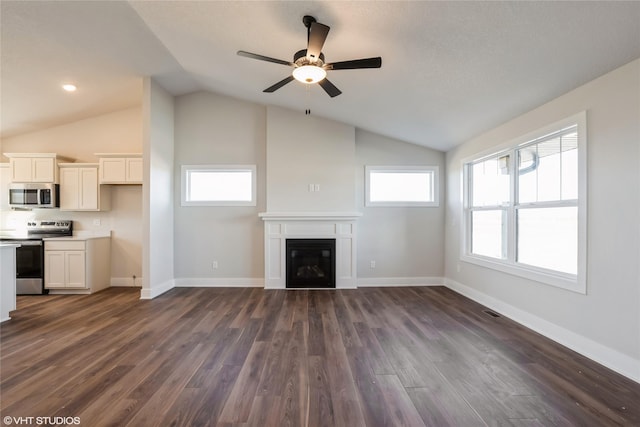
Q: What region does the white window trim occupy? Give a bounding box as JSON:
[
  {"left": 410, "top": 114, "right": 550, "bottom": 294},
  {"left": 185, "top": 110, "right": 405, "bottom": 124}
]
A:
[
  {"left": 181, "top": 164, "right": 257, "bottom": 207},
  {"left": 365, "top": 165, "right": 439, "bottom": 207},
  {"left": 460, "top": 111, "right": 587, "bottom": 294}
]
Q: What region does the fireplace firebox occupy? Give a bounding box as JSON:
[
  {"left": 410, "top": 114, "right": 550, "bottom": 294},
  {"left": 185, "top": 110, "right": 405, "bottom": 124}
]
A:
[{"left": 286, "top": 239, "right": 336, "bottom": 288}]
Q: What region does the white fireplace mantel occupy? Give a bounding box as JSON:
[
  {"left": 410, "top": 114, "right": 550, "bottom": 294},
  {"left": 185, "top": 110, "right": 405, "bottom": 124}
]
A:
[
  {"left": 259, "top": 212, "right": 362, "bottom": 221},
  {"left": 260, "top": 212, "right": 362, "bottom": 289}
]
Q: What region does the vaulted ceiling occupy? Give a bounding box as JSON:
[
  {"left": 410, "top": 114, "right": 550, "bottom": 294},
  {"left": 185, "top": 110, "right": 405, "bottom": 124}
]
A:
[{"left": 2, "top": 1, "right": 639, "bottom": 151}]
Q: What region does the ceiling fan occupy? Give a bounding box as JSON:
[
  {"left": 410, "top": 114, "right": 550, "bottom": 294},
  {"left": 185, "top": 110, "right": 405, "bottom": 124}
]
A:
[{"left": 237, "top": 15, "right": 382, "bottom": 98}]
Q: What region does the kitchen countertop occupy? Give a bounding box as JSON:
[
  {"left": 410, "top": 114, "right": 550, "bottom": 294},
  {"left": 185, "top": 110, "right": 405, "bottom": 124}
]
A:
[
  {"left": 0, "top": 243, "right": 21, "bottom": 248},
  {"left": 43, "top": 231, "right": 111, "bottom": 241}
]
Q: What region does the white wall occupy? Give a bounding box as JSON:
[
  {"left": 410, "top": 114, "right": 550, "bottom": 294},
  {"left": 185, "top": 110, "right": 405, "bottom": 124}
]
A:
[
  {"left": 173, "top": 91, "right": 266, "bottom": 283},
  {"left": 356, "top": 130, "right": 446, "bottom": 284},
  {"left": 266, "top": 106, "right": 356, "bottom": 213},
  {"left": 445, "top": 59, "right": 640, "bottom": 381},
  {"left": 0, "top": 107, "right": 143, "bottom": 282},
  {"left": 171, "top": 94, "right": 447, "bottom": 287},
  {"left": 142, "top": 78, "right": 175, "bottom": 298}
]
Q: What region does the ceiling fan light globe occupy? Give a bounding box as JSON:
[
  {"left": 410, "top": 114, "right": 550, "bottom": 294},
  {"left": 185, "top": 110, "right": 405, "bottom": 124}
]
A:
[{"left": 292, "top": 65, "right": 326, "bottom": 84}]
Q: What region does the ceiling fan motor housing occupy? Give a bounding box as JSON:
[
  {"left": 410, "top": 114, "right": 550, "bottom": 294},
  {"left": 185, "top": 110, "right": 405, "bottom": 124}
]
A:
[
  {"left": 302, "top": 15, "right": 317, "bottom": 28},
  {"left": 294, "top": 49, "right": 325, "bottom": 67}
]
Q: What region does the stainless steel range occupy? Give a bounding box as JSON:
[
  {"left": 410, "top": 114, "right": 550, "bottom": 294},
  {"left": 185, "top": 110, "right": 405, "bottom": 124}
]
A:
[{"left": 0, "top": 220, "right": 73, "bottom": 294}]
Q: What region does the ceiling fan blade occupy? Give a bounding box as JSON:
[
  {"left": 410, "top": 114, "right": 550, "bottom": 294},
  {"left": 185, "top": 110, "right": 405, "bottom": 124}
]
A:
[
  {"left": 306, "top": 22, "right": 330, "bottom": 61},
  {"left": 263, "top": 75, "right": 295, "bottom": 93},
  {"left": 237, "top": 50, "right": 293, "bottom": 67},
  {"left": 318, "top": 78, "right": 342, "bottom": 98},
  {"left": 325, "top": 57, "right": 382, "bottom": 70}
]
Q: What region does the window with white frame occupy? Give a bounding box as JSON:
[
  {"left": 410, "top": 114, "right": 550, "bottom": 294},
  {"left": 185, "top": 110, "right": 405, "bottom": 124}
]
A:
[
  {"left": 462, "top": 112, "right": 587, "bottom": 293},
  {"left": 365, "top": 166, "right": 439, "bottom": 207},
  {"left": 181, "top": 165, "right": 256, "bottom": 206}
]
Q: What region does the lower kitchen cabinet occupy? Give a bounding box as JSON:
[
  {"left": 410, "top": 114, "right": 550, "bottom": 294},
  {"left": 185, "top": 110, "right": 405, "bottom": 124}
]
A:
[{"left": 44, "top": 237, "right": 111, "bottom": 294}]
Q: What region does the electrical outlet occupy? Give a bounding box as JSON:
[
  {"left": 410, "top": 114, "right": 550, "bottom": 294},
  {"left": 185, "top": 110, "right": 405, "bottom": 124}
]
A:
[
  {"left": 212, "top": 261, "right": 218, "bottom": 269},
  {"left": 93, "top": 218, "right": 101, "bottom": 226},
  {"left": 370, "top": 260, "right": 376, "bottom": 268},
  {"left": 314, "top": 184, "right": 320, "bottom": 192}
]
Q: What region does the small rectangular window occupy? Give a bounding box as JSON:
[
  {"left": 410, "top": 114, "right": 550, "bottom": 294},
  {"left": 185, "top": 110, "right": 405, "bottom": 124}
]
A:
[
  {"left": 181, "top": 165, "right": 256, "bottom": 206},
  {"left": 365, "top": 166, "right": 439, "bottom": 207}
]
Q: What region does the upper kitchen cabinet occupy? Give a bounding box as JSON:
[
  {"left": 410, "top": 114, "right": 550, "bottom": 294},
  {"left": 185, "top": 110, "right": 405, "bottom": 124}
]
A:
[
  {"left": 58, "top": 163, "right": 110, "bottom": 211},
  {"left": 95, "top": 153, "right": 143, "bottom": 184},
  {"left": 4, "top": 153, "right": 73, "bottom": 183}
]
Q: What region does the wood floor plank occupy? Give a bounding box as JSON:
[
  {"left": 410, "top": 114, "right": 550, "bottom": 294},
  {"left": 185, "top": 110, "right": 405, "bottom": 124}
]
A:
[
  {"left": 124, "top": 342, "right": 210, "bottom": 426},
  {"left": 245, "top": 395, "right": 283, "bottom": 427},
  {"left": 407, "top": 386, "right": 487, "bottom": 427},
  {"left": 347, "top": 346, "right": 404, "bottom": 427},
  {"left": 256, "top": 330, "right": 291, "bottom": 396},
  {"left": 352, "top": 322, "right": 396, "bottom": 375},
  {"left": 275, "top": 321, "right": 309, "bottom": 427},
  {"left": 321, "top": 303, "right": 367, "bottom": 427},
  {"left": 183, "top": 363, "right": 243, "bottom": 427},
  {"left": 1, "top": 286, "right": 639, "bottom": 426},
  {"left": 306, "top": 355, "right": 335, "bottom": 427},
  {"left": 375, "top": 374, "right": 426, "bottom": 427},
  {"left": 218, "top": 341, "right": 269, "bottom": 423}
]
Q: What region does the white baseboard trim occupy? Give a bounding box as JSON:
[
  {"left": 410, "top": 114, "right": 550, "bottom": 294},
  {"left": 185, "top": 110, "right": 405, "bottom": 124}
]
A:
[
  {"left": 173, "top": 277, "right": 443, "bottom": 289},
  {"left": 111, "top": 277, "right": 143, "bottom": 287},
  {"left": 444, "top": 278, "right": 640, "bottom": 384},
  {"left": 174, "top": 277, "right": 265, "bottom": 288},
  {"left": 357, "top": 276, "right": 444, "bottom": 287},
  {"left": 48, "top": 289, "right": 91, "bottom": 295},
  {"left": 140, "top": 279, "right": 175, "bottom": 300}
]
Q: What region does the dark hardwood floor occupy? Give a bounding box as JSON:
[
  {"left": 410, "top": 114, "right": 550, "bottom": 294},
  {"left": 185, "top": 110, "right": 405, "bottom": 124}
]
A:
[{"left": 1, "top": 286, "right": 638, "bottom": 426}]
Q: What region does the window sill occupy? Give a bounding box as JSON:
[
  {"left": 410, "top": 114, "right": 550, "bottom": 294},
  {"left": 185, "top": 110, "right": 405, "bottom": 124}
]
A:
[
  {"left": 365, "top": 201, "right": 440, "bottom": 207},
  {"left": 181, "top": 201, "right": 256, "bottom": 207},
  {"left": 460, "top": 254, "right": 586, "bottom": 294}
]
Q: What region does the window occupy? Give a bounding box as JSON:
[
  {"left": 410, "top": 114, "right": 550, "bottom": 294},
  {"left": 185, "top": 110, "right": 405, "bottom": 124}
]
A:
[
  {"left": 181, "top": 165, "right": 256, "bottom": 206},
  {"left": 365, "top": 166, "right": 439, "bottom": 207},
  {"left": 462, "top": 112, "right": 587, "bottom": 293}
]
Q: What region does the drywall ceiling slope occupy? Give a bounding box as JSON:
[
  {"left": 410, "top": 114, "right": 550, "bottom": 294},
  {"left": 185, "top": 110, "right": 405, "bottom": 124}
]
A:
[
  {"left": 0, "top": 0, "right": 196, "bottom": 138},
  {"left": 2, "top": 1, "right": 639, "bottom": 152},
  {"left": 128, "top": 1, "right": 640, "bottom": 151}
]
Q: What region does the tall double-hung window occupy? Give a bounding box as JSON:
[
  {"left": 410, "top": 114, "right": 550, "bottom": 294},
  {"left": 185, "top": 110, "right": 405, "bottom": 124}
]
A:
[{"left": 463, "top": 112, "right": 587, "bottom": 293}]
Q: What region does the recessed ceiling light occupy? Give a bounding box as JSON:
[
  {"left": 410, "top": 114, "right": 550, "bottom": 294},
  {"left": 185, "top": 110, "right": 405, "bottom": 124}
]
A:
[{"left": 62, "top": 84, "right": 77, "bottom": 92}]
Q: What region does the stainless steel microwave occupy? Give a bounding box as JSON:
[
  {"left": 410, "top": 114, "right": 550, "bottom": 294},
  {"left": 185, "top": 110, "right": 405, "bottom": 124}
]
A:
[{"left": 8, "top": 183, "right": 59, "bottom": 209}]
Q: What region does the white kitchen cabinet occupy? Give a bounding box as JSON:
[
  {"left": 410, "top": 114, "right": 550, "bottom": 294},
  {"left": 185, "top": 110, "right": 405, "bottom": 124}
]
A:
[
  {"left": 59, "top": 163, "right": 110, "bottom": 211},
  {"left": 95, "top": 154, "right": 143, "bottom": 184},
  {"left": 126, "top": 157, "right": 143, "bottom": 182},
  {"left": 45, "top": 246, "right": 85, "bottom": 288},
  {"left": 1, "top": 244, "right": 19, "bottom": 322},
  {"left": 45, "top": 237, "right": 111, "bottom": 294},
  {"left": 0, "top": 164, "right": 9, "bottom": 211},
  {"left": 4, "top": 153, "right": 73, "bottom": 183}
]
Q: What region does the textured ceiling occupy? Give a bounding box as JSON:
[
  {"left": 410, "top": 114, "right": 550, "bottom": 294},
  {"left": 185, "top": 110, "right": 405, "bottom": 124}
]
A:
[{"left": 2, "top": 1, "right": 639, "bottom": 151}]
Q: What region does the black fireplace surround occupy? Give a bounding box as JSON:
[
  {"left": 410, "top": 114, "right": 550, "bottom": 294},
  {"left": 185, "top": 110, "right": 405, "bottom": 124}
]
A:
[{"left": 286, "top": 239, "right": 336, "bottom": 288}]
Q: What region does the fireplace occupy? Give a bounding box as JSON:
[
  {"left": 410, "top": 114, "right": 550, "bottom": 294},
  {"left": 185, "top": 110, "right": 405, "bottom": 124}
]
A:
[
  {"left": 260, "top": 212, "right": 361, "bottom": 289},
  {"left": 286, "top": 239, "right": 336, "bottom": 288}
]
